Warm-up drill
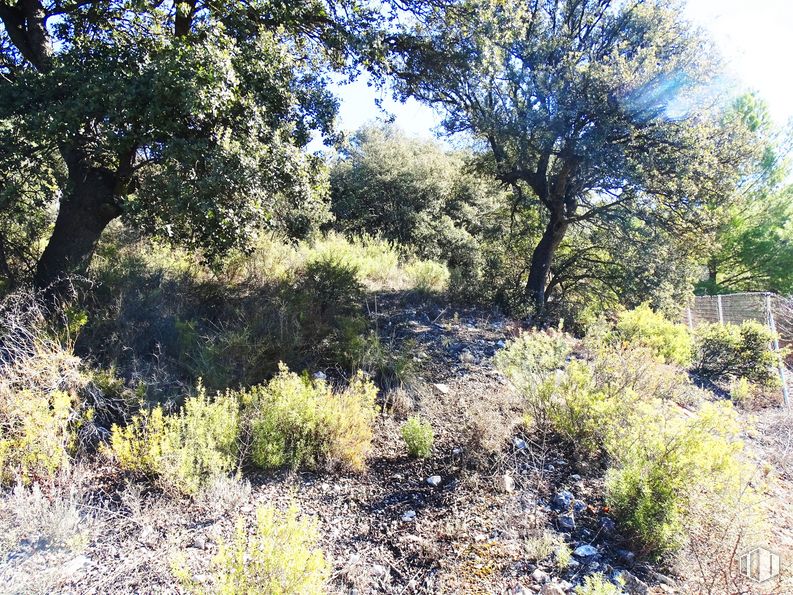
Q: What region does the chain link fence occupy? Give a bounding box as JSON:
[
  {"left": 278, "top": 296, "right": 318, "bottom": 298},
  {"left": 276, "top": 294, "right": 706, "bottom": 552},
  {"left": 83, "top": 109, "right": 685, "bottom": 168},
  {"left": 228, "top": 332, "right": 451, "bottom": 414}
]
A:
[{"left": 685, "top": 292, "right": 791, "bottom": 406}]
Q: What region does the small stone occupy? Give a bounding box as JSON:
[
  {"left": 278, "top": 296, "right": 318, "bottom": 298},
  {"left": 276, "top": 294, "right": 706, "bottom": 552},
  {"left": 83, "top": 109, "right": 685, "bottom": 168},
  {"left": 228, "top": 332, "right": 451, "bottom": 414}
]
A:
[
  {"left": 545, "top": 464, "right": 555, "bottom": 472},
  {"left": 64, "top": 555, "right": 90, "bottom": 574},
  {"left": 513, "top": 437, "right": 528, "bottom": 450},
  {"left": 569, "top": 474, "right": 581, "bottom": 481},
  {"left": 557, "top": 514, "right": 575, "bottom": 532},
  {"left": 312, "top": 371, "right": 327, "bottom": 381},
  {"left": 372, "top": 563, "right": 388, "bottom": 577},
  {"left": 572, "top": 499, "right": 587, "bottom": 514},
  {"left": 496, "top": 340, "right": 506, "bottom": 348},
  {"left": 599, "top": 517, "right": 616, "bottom": 534},
  {"left": 540, "top": 583, "right": 565, "bottom": 595},
  {"left": 616, "top": 549, "right": 636, "bottom": 566},
  {"left": 498, "top": 474, "right": 516, "bottom": 493},
  {"left": 649, "top": 571, "right": 676, "bottom": 587},
  {"left": 459, "top": 351, "right": 476, "bottom": 364},
  {"left": 615, "top": 570, "right": 649, "bottom": 595},
  {"left": 348, "top": 553, "right": 361, "bottom": 565},
  {"left": 190, "top": 535, "right": 208, "bottom": 550},
  {"left": 573, "top": 544, "right": 599, "bottom": 559},
  {"left": 426, "top": 475, "right": 442, "bottom": 488},
  {"left": 401, "top": 510, "right": 416, "bottom": 522},
  {"left": 433, "top": 383, "right": 450, "bottom": 394},
  {"left": 512, "top": 584, "right": 531, "bottom": 595},
  {"left": 531, "top": 568, "right": 549, "bottom": 584},
  {"left": 551, "top": 490, "right": 574, "bottom": 511},
  {"left": 452, "top": 447, "right": 463, "bottom": 456}
]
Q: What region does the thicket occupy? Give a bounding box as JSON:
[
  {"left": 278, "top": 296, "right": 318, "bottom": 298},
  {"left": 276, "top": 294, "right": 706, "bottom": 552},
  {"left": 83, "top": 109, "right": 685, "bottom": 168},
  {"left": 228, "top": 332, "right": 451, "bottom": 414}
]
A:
[{"left": 497, "top": 311, "right": 761, "bottom": 561}]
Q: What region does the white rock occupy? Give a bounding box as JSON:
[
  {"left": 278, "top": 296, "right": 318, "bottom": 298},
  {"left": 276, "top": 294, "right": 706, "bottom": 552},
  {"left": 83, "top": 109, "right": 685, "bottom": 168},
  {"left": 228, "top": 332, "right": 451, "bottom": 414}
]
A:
[
  {"left": 498, "top": 474, "right": 515, "bottom": 493},
  {"left": 313, "top": 371, "right": 327, "bottom": 381},
  {"left": 64, "top": 555, "right": 90, "bottom": 574},
  {"left": 573, "top": 544, "right": 599, "bottom": 559},
  {"left": 531, "top": 568, "right": 549, "bottom": 583},
  {"left": 372, "top": 563, "right": 388, "bottom": 577},
  {"left": 426, "top": 475, "right": 442, "bottom": 487},
  {"left": 540, "top": 583, "right": 565, "bottom": 595},
  {"left": 433, "top": 383, "right": 450, "bottom": 394},
  {"left": 512, "top": 437, "right": 527, "bottom": 450},
  {"left": 401, "top": 510, "right": 416, "bottom": 522}
]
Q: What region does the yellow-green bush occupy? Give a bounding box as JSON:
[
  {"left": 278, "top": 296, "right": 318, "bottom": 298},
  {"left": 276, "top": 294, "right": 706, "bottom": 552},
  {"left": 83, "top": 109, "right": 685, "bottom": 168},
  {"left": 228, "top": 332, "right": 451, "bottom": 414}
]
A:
[
  {"left": 243, "top": 365, "right": 377, "bottom": 472},
  {"left": 694, "top": 320, "right": 779, "bottom": 385},
  {"left": 110, "top": 386, "right": 240, "bottom": 495},
  {"left": 177, "top": 503, "right": 329, "bottom": 594},
  {"left": 605, "top": 401, "right": 751, "bottom": 557},
  {"left": 401, "top": 416, "right": 434, "bottom": 458},
  {"left": 574, "top": 573, "right": 623, "bottom": 595},
  {"left": 615, "top": 304, "right": 692, "bottom": 366},
  {"left": 494, "top": 329, "right": 571, "bottom": 385},
  {"left": 404, "top": 260, "right": 450, "bottom": 293},
  {"left": 0, "top": 388, "right": 75, "bottom": 484}
]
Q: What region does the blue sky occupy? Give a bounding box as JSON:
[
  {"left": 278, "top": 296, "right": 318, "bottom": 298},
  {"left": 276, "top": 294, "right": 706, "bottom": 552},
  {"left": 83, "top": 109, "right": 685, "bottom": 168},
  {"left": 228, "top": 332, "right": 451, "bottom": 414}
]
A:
[{"left": 325, "top": 0, "right": 793, "bottom": 141}]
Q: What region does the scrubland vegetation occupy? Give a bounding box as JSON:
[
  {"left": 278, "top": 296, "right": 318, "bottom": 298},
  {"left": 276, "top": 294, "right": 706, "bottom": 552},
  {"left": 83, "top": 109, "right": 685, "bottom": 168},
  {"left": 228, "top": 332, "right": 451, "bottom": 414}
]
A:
[{"left": 2, "top": 0, "right": 793, "bottom": 593}]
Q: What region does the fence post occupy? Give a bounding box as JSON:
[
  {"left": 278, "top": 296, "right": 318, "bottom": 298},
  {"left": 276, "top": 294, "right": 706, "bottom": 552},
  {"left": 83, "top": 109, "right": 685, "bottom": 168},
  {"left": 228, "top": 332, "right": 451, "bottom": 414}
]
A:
[
  {"left": 766, "top": 294, "right": 789, "bottom": 407},
  {"left": 686, "top": 306, "right": 693, "bottom": 330},
  {"left": 717, "top": 295, "right": 724, "bottom": 325}
]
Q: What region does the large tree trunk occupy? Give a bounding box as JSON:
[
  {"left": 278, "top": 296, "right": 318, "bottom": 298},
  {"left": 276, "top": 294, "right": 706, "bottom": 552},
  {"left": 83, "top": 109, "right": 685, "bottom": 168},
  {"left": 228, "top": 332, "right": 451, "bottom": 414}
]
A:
[
  {"left": 525, "top": 208, "right": 568, "bottom": 314},
  {"left": 34, "top": 160, "right": 121, "bottom": 291}
]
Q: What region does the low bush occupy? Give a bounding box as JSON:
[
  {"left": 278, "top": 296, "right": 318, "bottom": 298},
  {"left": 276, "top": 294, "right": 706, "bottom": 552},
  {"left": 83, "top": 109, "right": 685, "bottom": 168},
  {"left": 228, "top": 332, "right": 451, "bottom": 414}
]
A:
[
  {"left": 176, "top": 503, "right": 329, "bottom": 594},
  {"left": 694, "top": 320, "right": 779, "bottom": 385},
  {"left": 404, "top": 260, "right": 450, "bottom": 294},
  {"left": 605, "top": 401, "right": 751, "bottom": 557},
  {"left": 494, "top": 329, "right": 572, "bottom": 383},
  {"left": 614, "top": 304, "right": 692, "bottom": 366},
  {"left": 574, "top": 573, "right": 623, "bottom": 595},
  {"left": 109, "top": 386, "right": 240, "bottom": 495},
  {"left": 401, "top": 416, "right": 434, "bottom": 458},
  {"left": 243, "top": 365, "right": 378, "bottom": 472}
]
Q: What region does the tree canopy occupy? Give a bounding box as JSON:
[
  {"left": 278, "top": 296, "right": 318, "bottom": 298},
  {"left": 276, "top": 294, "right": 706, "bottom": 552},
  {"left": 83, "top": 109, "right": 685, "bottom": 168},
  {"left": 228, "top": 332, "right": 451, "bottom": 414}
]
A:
[{"left": 395, "top": 0, "right": 760, "bottom": 312}]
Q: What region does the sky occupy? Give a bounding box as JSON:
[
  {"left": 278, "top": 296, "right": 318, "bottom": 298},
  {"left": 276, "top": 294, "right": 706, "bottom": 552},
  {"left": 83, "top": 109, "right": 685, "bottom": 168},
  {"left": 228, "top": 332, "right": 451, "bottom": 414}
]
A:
[{"left": 325, "top": 0, "right": 793, "bottom": 142}]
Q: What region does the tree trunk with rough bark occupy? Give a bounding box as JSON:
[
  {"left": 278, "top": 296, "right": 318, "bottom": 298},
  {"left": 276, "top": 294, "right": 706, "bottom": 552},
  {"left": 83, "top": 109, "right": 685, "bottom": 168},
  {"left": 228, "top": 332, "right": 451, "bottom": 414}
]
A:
[
  {"left": 525, "top": 206, "right": 569, "bottom": 314},
  {"left": 33, "top": 160, "right": 121, "bottom": 291}
]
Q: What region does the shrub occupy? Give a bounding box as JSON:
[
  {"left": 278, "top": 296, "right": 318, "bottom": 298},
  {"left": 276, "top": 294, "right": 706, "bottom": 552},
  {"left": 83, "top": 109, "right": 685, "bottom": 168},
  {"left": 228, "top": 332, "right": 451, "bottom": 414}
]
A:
[
  {"left": 574, "top": 573, "right": 623, "bottom": 595},
  {"left": 605, "top": 401, "right": 751, "bottom": 557},
  {"left": 615, "top": 304, "right": 692, "bottom": 366},
  {"left": 694, "top": 321, "right": 779, "bottom": 385},
  {"left": 0, "top": 389, "right": 75, "bottom": 484},
  {"left": 495, "top": 329, "right": 572, "bottom": 384},
  {"left": 404, "top": 260, "right": 450, "bottom": 293},
  {"left": 401, "top": 416, "right": 434, "bottom": 458},
  {"left": 177, "top": 503, "right": 329, "bottom": 594},
  {"left": 244, "top": 365, "right": 377, "bottom": 472},
  {"left": 110, "top": 386, "right": 240, "bottom": 495}
]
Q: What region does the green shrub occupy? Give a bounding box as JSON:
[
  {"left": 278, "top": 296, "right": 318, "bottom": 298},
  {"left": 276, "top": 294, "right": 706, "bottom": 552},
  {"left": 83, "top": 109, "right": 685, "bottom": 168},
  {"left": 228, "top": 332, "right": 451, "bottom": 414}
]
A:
[
  {"left": 110, "top": 386, "right": 240, "bottom": 495},
  {"left": 605, "top": 401, "right": 750, "bottom": 557},
  {"left": 694, "top": 321, "right": 779, "bottom": 385},
  {"left": 495, "top": 329, "right": 572, "bottom": 384},
  {"left": 404, "top": 260, "right": 450, "bottom": 293},
  {"left": 244, "top": 365, "right": 377, "bottom": 472},
  {"left": 574, "top": 573, "right": 623, "bottom": 595},
  {"left": 0, "top": 388, "right": 75, "bottom": 484},
  {"left": 176, "top": 503, "right": 329, "bottom": 594},
  {"left": 401, "top": 416, "right": 434, "bottom": 458},
  {"left": 615, "top": 304, "right": 692, "bottom": 366}
]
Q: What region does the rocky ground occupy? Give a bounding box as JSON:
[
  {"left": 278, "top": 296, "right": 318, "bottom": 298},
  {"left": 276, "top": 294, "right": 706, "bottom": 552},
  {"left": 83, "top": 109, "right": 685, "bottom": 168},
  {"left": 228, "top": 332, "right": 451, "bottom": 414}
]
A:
[{"left": 1, "top": 293, "right": 792, "bottom": 594}]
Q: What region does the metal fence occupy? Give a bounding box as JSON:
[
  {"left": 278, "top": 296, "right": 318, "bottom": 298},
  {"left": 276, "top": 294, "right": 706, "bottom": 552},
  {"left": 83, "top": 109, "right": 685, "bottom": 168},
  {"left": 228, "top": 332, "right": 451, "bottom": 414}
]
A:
[{"left": 685, "top": 292, "right": 791, "bottom": 406}]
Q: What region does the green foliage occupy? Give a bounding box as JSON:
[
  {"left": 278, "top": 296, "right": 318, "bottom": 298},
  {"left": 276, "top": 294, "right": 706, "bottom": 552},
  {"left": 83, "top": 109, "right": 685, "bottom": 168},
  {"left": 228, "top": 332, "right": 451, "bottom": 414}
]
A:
[
  {"left": 398, "top": 0, "right": 759, "bottom": 310},
  {"left": 615, "top": 304, "right": 693, "bottom": 366},
  {"left": 606, "top": 402, "right": 749, "bottom": 557},
  {"left": 494, "top": 330, "right": 572, "bottom": 381},
  {"left": 401, "top": 416, "right": 434, "bottom": 458},
  {"left": 110, "top": 387, "right": 240, "bottom": 495},
  {"left": 330, "top": 126, "right": 506, "bottom": 280},
  {"left": 177, "top": 504, "right": 329, "bottom": 594},
  {"left": 0, "top": 388, "right": 75, "bottom": 485},
  {"left": 404, "top": 260, "right": 450, "bottom": 294},
  {"left": 574, "top": 573, "right": 623, "bottom": 595},
  {"left": 693, "top": 321, "right": 779, "bottom": 385},
  {"left": 244, "top": 365, "right": 378, "bottom": 472}
]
